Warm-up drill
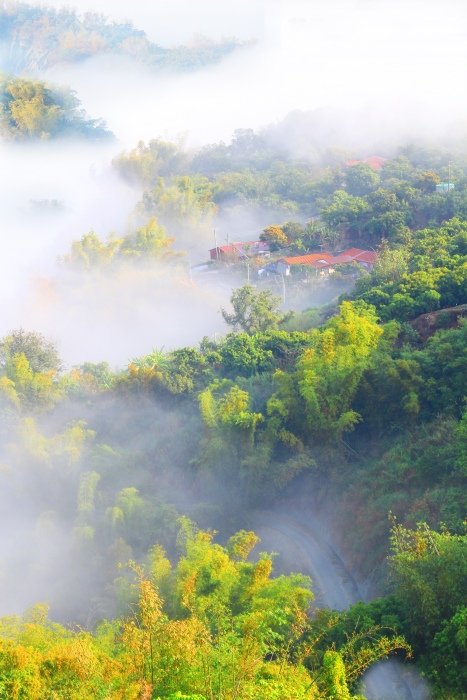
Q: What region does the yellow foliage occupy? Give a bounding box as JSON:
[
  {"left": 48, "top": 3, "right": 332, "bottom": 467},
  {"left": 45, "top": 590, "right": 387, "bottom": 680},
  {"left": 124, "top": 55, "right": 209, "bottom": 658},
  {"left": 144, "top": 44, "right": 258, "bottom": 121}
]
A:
[{"left": 0, "top": 375, "right": 19, "bottom": 408}]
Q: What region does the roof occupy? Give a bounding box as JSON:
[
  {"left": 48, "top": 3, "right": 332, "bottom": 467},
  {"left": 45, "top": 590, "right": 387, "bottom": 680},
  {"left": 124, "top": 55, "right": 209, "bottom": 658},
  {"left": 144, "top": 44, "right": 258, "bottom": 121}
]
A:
[
  {"left": 280, "top": 248, "right": 377, "bottom": 268},
  {"left": 328, "top": 254, "right": 354, "bottom": 264},
  {"left": 210, "top": 241, "right": 270, "bottom": 255},
  {"left": 345, "top": 156, "right": 386, "bottom": 171},
  {"left": 281, "top": 253, "right": 333, "bottom": 266},
  {"left": 342, "top": 247, "right": 366, "bottom": 257},
  {"left": 352, "top": 250, "right": 377, "bottom": 264},
  {"left": 337, "top": 248, "right": 377, "bottom": 264}
]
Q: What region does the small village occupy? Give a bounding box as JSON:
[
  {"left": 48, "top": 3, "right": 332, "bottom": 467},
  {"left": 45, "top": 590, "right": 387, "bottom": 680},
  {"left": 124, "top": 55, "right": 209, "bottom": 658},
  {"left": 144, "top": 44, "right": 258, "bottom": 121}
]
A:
[{"left": 207, "top": 238, "right": 377, "bottom": 285}]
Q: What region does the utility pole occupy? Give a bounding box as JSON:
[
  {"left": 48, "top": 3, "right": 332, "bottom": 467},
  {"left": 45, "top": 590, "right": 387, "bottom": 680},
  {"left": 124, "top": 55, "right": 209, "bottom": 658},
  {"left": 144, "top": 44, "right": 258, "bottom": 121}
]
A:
[
  {"left": 213, "top": 229, "right": 219, "bottom": 261},
  {"left": 281, "top": 273, "right": 286, "bottom": 304}
]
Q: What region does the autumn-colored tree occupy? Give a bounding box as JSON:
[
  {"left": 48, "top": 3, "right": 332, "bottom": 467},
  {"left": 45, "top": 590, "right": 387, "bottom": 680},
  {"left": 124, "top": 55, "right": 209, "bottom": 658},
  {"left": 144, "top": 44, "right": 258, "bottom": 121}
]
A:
[{"left": 260, "top": 224, "right": 288, "bottom": 250}]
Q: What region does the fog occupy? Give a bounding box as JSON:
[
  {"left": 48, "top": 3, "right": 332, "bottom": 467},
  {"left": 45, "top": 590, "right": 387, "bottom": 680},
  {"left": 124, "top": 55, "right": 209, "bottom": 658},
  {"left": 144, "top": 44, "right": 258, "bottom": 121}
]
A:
[
  {"left": 1, "top": 6, "right": 461, "bottom": 696},
  {"left": 44, "top": 0, "right": 266, "bottom": 45},
  {"left": 42, "top": 0, "right": 467, "bottom": 147},
  {"left": 1, "top": 0, "right": 466, "bottom": 367}
]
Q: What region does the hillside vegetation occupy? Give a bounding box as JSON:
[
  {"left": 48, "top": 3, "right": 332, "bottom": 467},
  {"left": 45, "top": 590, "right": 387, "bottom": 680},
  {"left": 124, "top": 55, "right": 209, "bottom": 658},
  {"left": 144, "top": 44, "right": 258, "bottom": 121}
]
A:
[
  {"left": 0, "top": 73, "right": 111, "bottom": 139},
  {"left": 0, "top": 2, "right": 243, "bottom": 73},
  {"left": 0, "top": 124, "right": 466, "bottom": 696}
]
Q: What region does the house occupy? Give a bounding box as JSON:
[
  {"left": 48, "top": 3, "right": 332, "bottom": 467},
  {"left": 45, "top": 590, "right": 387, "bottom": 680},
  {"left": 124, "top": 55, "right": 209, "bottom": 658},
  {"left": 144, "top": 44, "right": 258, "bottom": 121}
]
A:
[
  {"left": 274, "top": 248, "right": 377, "bottom": 276},
  {"left": 277, "top": 253, "right": 333, "bottom": 275},
  {"left": 345, "top": 156, "right": 386, "bottom": 171},
  {"left": 436, "top": 182, "right": 455, "bottom": 193},
  {"left": 209, "top": 240, "right": 270, "bottom": 261},
  {"left": 340, "top": 248, "right": 377, "bottom": 269}
]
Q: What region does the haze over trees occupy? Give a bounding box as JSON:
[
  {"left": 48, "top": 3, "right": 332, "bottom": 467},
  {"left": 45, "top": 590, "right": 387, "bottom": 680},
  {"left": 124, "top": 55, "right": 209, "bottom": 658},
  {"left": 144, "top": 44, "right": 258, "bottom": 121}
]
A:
[
  {"left": 0, "top": 2, "right": 243, "bottom": 73},
  {"left": 0, "top": 73, "right": 111, "bottom": 139},
  {"left": 0, "top": 1, "right": 466, "bottom": 698}
]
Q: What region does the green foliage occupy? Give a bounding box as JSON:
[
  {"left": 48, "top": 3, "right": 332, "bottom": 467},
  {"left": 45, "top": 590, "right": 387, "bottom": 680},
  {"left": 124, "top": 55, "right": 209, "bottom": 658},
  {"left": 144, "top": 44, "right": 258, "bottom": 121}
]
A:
[
  {"left": 390, "top": 522, "right": 467, "bottom": 644},
  {"left": 64, "top": 231, "right": 121, "bottom": 270},
  {"left": 0, "top": 3, "right": 241, "bottom": 74},
  {"left": 0, "top": 349, "right": 62, "bottom": 411},
  {"left": 111, "top": 132, "right": 467, "bottom": 258},
  {"left": 62, "top": 218, "right": 180, "bottom": 270},
  {"left": 354, "top": 218, "right": 467, "bottom": 321},
  {"left": 322, "top": 651, "right": 351, "bottom": 699},
  {"left": 271, "top": 302, "right": 383, "bottom": 444},
  {"left": 321, "top": 190, "right": 370, "bottom": 237},
  {"left": 0, "top": 527, "right": 322, "bottom": 699},
  {"left": 1, "top": 139, "right": 466, "bottom": 697},
  {"left": 219, "top": 333, "right": 274, "bottom": 377},
  {"left": 0, "top": 329, "right": 61, "bottom": 373},
  {"left": 119, "top": 218, "right": 179, "bottom": 261},
  {"left": 138, "top": 175, "right": 216, "bottom": 231},
  {"left": 198, "top": 380, "right": 263, "bottom": 446},
  {"left": 431, "top": 607, "right": 467, "bottom": 693},
  {"left": 389, "top": 521, "right": 467, "bottom": 693},
  {"left": 297, "top": 301, "right": 382, "bottom": 441},
  {"left": 113, "top": 139, "right": 188, "bottom": 185},
  {"left": 0, "top": 74, "right": 110, "bottom": 140},
  {"left": 407, "top": 321, "right": 467, "bottom": 419},
  {"left": 222, "top": 285, "right": 284, "bottom": 334},
  {"left": 345, "top": 163, "right": 380, "bottom": 196}
]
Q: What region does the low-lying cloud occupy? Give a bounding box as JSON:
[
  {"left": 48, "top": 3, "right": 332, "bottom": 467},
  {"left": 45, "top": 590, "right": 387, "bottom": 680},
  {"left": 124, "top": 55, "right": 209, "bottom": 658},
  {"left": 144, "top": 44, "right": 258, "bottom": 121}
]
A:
[{"left": 41, "top": 0, "right": 467, "bottom": 148}]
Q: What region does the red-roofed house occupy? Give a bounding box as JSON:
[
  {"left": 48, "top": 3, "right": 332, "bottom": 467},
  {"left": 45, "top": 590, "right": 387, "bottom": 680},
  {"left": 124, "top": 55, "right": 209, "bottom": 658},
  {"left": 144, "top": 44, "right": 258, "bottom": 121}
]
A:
[
  {"left": 275, "top": 248, "right": 377, "bottom": 276},
  {"left": 345, "top": 156, "right": 386, "bottom": 171},
  {"left": 209, "top": 241, "right": 270, "bottom": 261},
  {"left": 340, "top": 248, "right": 377, "bottom": 269},
  {"left": 281, "top": 253, "right": 333, "bottom": 266}
]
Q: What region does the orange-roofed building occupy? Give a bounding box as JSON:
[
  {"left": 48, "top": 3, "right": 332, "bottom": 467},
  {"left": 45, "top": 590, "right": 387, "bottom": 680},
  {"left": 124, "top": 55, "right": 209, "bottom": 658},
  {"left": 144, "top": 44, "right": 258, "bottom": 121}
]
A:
[
  {"left": 209, "top": 240, "right": 270, "bottom": 260},
  {"left": 281, "top": 253, "right": 333, "bottom": 266},
  {"left": 345, "top": 156, "right": 386, "bottom": 171},
  {"left": 274, "top": 248, "right": 377, "bottom": 276},
  {"left": 340, "top": 248, "right": 378, "bottom": 268}
]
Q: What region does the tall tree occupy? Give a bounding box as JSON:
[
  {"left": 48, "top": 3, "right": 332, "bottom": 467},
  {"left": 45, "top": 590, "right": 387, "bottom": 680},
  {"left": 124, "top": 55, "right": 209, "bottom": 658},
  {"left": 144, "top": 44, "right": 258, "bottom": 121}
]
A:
[{"left": 221, "top": 285, "right": 283, "bottom": 334}]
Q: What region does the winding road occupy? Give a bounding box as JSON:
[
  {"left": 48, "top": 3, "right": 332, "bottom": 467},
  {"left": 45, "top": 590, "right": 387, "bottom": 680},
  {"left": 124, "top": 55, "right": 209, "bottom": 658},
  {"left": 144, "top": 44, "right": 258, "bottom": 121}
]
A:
[{"left": 253, "top": 510, "right": 430, "bottom": 700}]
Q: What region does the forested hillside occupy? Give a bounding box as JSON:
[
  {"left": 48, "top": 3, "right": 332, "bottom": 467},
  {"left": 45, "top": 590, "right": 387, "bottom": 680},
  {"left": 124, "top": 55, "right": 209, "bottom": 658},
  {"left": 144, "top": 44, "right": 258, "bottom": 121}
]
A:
[
  {"left": 0, "top": 218, "right": 465, "bottom": 697},
  {"left": 0, "top": 1, "right": 466, "bottom": 698},
  {"left": 0, "top": 2, "right": 243, "bottom": 73},
  {"left": 0, "top": 73, "right": 111, "bottom": 139}
]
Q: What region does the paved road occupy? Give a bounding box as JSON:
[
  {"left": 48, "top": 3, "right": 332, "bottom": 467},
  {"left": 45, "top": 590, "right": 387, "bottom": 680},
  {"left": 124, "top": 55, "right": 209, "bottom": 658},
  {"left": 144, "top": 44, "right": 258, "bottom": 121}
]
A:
[{"left": 253, "top": 510, "right": 430, "bottom": 700}]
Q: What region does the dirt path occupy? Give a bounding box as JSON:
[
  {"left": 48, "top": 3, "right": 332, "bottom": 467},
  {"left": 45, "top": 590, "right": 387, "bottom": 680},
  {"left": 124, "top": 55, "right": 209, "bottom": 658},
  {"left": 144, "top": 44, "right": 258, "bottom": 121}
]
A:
[{"left": 253, "top": 510, "right": 430, "bottom": 700}]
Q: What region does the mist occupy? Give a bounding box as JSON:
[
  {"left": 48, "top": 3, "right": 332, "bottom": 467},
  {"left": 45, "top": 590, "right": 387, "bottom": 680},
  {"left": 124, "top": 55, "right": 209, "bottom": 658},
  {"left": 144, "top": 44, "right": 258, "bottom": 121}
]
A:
[
  {"left": 41, "top": 0, "right": 467, "bottom": 148},
  {"left": 1, "top": 0, "right": 466, "bottom": 367},
  {"left": 0, "top": 3, "right": 464, "bottom": 695},
  {"left": 0, "top": 137, "right": 234, "bottom": 365}
]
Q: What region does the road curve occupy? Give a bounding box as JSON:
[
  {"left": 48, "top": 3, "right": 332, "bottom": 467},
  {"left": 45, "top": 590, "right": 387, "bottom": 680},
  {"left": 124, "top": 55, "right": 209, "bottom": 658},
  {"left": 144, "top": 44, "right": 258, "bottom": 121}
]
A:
[{"left": 253, "top": 510, "right": 430, "bottom": 700}]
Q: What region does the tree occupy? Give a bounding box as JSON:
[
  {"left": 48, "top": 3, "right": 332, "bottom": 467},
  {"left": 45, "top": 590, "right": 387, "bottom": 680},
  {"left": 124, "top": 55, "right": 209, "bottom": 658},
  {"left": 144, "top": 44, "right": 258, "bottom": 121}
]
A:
[
  {"left": 113, "top": 138, "right": 187, "bottom": 185},
  {"left": 62, "top": 231, "right": 121, "bottom": 270},
  {"left": 282, "top": 221, "right": 305, "bottom": 241},
  {"left": 345, "top": 163, "right": 380, "bottom": 196},
  {"left": 119, "top": 217, "right": 177, "bottom": 261},
  {"left": 219, "top": 333, "right": 274, "bottom": 377},
  {"left": 321, "top": 190, "right": 370, "bottom": 238},
  {"left": 389, "top": 520, "right": 467, "bottom": 692},
  {"left": 198, "top": 379, "right": 263, "bottom": 468},
  {"left": 0, "top": 75, "right": 110, "bottom": 140},
  {"left": 304, "top": 306, "right": 381, "bottom": 437},
  {"left": 221, "top": 285, "right": 283, "bottom": 334},
  {"left": 260, "top": 224, "right": 288, "bottom": 250},
  {"left": 0, "top": 329, "right": 61, "bottom": 373},
  {"left": 272, "top": 302, "right": 383, "bottom": 444},
  {"left": 415, "top": 170, "right": 440, "bottom": 193}
]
